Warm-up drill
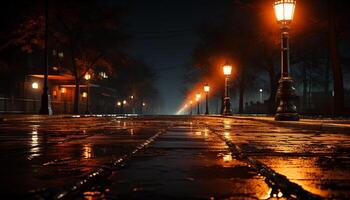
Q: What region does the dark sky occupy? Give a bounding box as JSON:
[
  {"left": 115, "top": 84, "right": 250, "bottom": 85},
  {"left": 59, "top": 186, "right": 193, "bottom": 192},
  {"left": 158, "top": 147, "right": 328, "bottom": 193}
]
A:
[{"left": 120, "top": 0, "right": 231, "bottom": 114}]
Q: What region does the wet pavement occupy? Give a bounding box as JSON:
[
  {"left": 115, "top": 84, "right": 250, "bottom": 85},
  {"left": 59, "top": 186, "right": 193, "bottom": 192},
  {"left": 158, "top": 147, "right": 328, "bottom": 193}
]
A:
[{"left": 0, "top": 115, "right": 349, "bottom": 199}]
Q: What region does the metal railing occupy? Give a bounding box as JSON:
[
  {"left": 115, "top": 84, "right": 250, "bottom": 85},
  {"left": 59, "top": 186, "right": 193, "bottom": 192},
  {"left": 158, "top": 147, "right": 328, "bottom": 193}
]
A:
[{"left": 0, "top": 97, "right": 115, "bottom": 114}]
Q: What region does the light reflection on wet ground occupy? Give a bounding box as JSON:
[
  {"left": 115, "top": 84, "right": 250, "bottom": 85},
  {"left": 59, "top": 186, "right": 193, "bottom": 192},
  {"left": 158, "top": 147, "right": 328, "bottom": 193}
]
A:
[
  {"left": 0, "top": 117, "right": 170, "bottom": 195},
  {"left": 105, "top": 125, "right": 271, "bottom": 199},
  {"left": 0, "top": 115, "right": 349, "bottom": 199},
  {"left": 205, "top": 117, "right": 350, "bottom": 199}
]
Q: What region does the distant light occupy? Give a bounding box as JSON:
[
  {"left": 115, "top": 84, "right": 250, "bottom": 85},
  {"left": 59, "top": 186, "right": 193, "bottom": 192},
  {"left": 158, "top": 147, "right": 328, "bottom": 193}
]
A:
[
  {"left": 142, "top": 102, "right": 146, "bottom": 106},
  {"left": 58, "top": 52, "right": 64, "bottom": 58},
  {"left": 99, "top": 72, "right": 108, "bottom": 79},
  {"left": 82, "top": 92, "right": 87, "bottom": 98},
  {"left": 84, "top": 73, "right": 91, "bottom": 80},
  {"left": 259, "top": 89, "right": 263, "bottom": 92},
  {"left": 274, "top": 0, "right": 296, "bottom": 23},
  {"left": 117, "top": 101, "right": 122, "bottom": 106},
  {"left": 32, "top": 82, "right": 39, "bottom": 89},
  {"left": 196, "top": 93, "right": 201, "bottom": 101},
  {"left": 190, "top": 101, "right": 193, "bottom": 104},
  {"left": 223, "top": 65, "right": 232, "bottom": 76},
  {"left": 123, "top": 100, "right": 127, "bottom": 105},
  {"left": 61, "top": 87, "right": 66, "bottom": 94},
  {"left": 204, "top": 84, "right": 210, "bottom": 93},
  {"left": 130, "top": 95, "right": 134, "bottom": 99}
]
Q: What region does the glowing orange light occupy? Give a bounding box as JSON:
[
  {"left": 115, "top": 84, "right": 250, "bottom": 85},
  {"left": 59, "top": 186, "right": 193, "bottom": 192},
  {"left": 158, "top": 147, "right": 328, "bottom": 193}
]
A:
[
  {"left": 32, "top": 82, "right": 39, "bottom": 89},
  {"left": 223, "top": 65, "right": 232, "bottom": 76},
  {"left": 82, "top": 92, "right": 87, "bottom": 98},
  {"left": 61, "top": 87, "right": 66, "bottom": 94},
  {"left": 84, "top": 73, "right": 91, "bottom": 80},
  {"left": 204, "top": 84, "right": 210, "bottom": 93},
  {"left": 274, "top": 0, "right": 296, "bottom": 23},
  {"left": 196, "top": 93, "right": 201, "bottom": 101}
]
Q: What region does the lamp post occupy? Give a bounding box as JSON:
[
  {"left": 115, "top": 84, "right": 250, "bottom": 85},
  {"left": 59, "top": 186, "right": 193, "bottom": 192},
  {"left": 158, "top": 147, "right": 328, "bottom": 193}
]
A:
[
  {"left": 204, "top": 84, "right": 210, "bottom": 115},
  {"left": 39, "top": 0, "right": 52, "bottom": 115},
  {"left": 84, "top": 73, "right": 91, "bottom": 114},
  {"left": 130, "top": 95, "right": 135, "bottom": 114},
  {"left": 189, "top": 101, "right": 193, "bottom": 115},
  {"left": 142, "top": 102, "right": 146, "bottom": 114},
  {"left": 223, "top": 64, "right": 232, "bottom": 115},
  {"left": 196, "top": 93, "right": 201, "bottom": 115},
  {"left": 273, "top": 0, "right": 299, "bottom": 121},
  {"left": 259, "top": 89, "right": 263, "bottom": 103},
  {"left": 117, "top": 101, "right": 122, "bottom": 114},
  {"left": 61, "top": 87, "right": 67, "bottom": 113},
  {"left": 122, "top": 100, "right": 127, "bottom": 114}
]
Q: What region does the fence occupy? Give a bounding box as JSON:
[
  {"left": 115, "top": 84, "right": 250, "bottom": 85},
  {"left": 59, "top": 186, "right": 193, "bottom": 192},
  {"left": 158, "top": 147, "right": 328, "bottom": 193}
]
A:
[{"left": 0, "top": 97, "right": 116, "bottom": 114}]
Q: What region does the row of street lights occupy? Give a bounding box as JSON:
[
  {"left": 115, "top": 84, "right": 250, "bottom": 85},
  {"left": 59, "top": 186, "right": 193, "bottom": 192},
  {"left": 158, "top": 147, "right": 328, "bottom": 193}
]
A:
[
  {"left": 186, "top": 0, "right": 299, "bottom": 121},
  {"left": 116, "top": 97, "right": 147, "bottom": 114},
  {"left": 187, "top": 64, "right": 232, "bottom": 115}
]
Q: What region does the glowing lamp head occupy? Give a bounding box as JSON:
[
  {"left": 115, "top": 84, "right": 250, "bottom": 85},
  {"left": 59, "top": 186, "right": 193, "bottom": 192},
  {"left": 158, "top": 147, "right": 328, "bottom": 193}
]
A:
[
  {"left": 195, "top": 93, "right": 201, "bottom": 101},
  {"left": 84, "top": 73, "right": 91, "bottom": 80},
  {"left": 190, "top": 101, "right": 193, "bottom": 104},
  {"left": 32, "top": 82, "right": 39, "bottom": 89},
  {"left": 123, "top": 100, "right": 127, "bottom": 105},
  {"left": 130, "top": 95, "right": 134, "bottom": 99},
  {"left": 82, "top": 92, "right": 87, "bottom": 98},
  {"left": 142, "top": 102, "right": 146, "bottom": 106},
  {"left": 204, "top": 84, "right": 210, "bottom": 93},
  {"left": 223, "top": 65, "right": 232, "bottom": 76},
  {"left": 117, "top": 101, "right": 122, "bottom": 106},
  {"left": 274, "top": 0, "right": 296, "bottom": 24},
  {"left": 259, "top": 89, "right": 263, "bottom": 92}
]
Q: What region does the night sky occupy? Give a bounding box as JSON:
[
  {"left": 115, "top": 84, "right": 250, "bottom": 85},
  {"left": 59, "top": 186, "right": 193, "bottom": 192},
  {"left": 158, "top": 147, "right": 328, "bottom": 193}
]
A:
[{"left": 121, "top": 0, "right": 231, "bottom": 114}]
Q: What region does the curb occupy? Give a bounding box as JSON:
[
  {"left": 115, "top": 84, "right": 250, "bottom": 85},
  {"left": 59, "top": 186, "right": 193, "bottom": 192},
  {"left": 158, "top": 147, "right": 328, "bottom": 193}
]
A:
[{"left": 227, "top": 116, "right": 350, "bottom": 134}]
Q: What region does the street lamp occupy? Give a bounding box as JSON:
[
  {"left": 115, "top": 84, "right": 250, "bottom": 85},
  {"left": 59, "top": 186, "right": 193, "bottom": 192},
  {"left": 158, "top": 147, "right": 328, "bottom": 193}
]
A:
[
  {"left": 196, "top": 93, "right": 201, "bottom": 115},
  {"left": 204, "top": 84, "right": 210, "bottom": 115},
  {"left": 273, "top": 0, "right": 299, "bottom": 121},
  {"left": 259, "top": 89, "right": 263, "bottom": 103},
  {"left": 84, "top": 73, "right": 91, "bottom": 114},
  {"left": 141, "top": 102, "right": 146, "bottom": 114},
  {"left": 39, "top": 0, "right": 52, "bottom": 115},
  {"left": 130, "top": 95, "right": 135, "bottom": 114},
  {"left": 223, "top": 64, "right": 232, "bottom": 115},
  {"left": 189, "top": 101, "right": 193, "bottom": 115},
  {"left": 61, "top": 87, "right": 67, "bottom": 113}
]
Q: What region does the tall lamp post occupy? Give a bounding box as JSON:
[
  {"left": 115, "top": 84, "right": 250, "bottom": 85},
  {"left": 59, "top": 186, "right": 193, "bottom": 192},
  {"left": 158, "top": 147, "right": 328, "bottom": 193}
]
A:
[
  {"left": 204, "top": 84, "right": 210, "bottom": 115},
  {"left": 189, "top": 101, "right": 193, "bottom": 115},
  {"left": 274, "top": 0, "right": 299, "bottom": 121},
  {"left": 61, "top": 87, "right": 67, "bottom": 113},
  {"left": 84, "top": 73, "right": 91, "bottom": 114},
  {"left": 196, "top": 93, "right": 201, "bottom": 115},
  {"left": 142, "top": 102, "right": 146, "bottom": 114},
  {"left": 223, "top": 64, "right": 232, "bottom": 115},
  {"left": 259, "top": 89, "right": 263, "bottom": 103},
  {"left": 39, "top": 0, "right": 52, "bottom": 115}
]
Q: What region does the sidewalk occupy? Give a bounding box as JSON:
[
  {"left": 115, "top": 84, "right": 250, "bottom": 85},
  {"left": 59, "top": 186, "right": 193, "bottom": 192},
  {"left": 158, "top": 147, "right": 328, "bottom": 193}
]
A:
[
  {"left": 103, "top": 125, "right": 272, "bottom": 199},
  {"left": 227, "top": 116, "right": 350, "bottom": 134}
]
